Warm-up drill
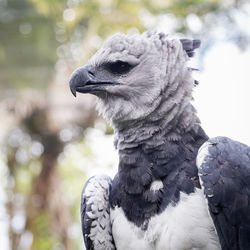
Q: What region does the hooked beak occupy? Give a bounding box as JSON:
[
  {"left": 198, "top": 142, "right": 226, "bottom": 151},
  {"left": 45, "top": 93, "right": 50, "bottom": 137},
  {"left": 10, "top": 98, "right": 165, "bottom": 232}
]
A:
[{"left": 69, "top": 65, "right": 119, "bottom": 97}]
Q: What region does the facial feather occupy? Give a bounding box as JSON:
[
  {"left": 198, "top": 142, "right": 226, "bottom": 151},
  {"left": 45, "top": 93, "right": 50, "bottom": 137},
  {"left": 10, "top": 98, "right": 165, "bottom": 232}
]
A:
[{"left": 83, "top": 31, "right": 198, "bottom": 130}]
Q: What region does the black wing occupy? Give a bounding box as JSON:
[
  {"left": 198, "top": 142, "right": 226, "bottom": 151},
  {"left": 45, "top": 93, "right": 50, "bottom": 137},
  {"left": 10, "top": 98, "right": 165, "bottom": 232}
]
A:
[
  {"left": 81, "top": 175, "right": 116, "bottom": 250},
  {"left": 197, "top": 137, "right": 250, "bottom": 250}
]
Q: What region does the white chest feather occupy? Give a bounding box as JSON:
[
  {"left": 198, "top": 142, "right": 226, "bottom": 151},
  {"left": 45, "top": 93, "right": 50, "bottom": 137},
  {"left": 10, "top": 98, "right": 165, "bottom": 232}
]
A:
[{"left": 110, "top": 189, "right": 221, "bottom": 250}]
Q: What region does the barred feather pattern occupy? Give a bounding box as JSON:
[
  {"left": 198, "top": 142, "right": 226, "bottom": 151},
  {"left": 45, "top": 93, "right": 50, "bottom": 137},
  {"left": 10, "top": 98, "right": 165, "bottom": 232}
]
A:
[{"left": 81, "top": 175, "right": 116, "bottom": 250}]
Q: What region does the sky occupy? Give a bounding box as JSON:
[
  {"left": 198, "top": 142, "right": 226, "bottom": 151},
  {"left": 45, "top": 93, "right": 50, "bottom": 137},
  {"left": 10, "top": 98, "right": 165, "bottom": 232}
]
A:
[{"left": 194, "top": 42, "right": 250, "bottom": 145}]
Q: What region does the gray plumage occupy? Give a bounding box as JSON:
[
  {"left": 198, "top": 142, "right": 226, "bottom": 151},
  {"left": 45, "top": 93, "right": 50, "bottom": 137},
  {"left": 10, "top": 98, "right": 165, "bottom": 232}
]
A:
[{"left": 70, "top": 31, "right": 250, "bottom": 250}]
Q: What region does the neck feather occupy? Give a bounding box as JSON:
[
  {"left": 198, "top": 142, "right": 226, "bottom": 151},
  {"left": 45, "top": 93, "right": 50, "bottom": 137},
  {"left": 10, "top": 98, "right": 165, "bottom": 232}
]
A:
[{"left": 114, "top": 101, "right": 200, "bottom": 150}]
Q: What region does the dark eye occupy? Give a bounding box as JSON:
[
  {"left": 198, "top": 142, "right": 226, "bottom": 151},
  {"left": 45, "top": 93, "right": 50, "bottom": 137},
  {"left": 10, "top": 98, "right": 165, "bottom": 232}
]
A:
[{"left": 107, "top": 61, "right": 133, "bottom": 75}]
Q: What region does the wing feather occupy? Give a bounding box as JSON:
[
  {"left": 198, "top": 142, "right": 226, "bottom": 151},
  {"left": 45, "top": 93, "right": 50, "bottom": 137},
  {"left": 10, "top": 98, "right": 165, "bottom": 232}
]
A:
[
  {"left": 81, "top": 175, "right": 116, "bottom": 250},
  {"left": 197, "top": 137, "right": 250, "bottom": 250}
]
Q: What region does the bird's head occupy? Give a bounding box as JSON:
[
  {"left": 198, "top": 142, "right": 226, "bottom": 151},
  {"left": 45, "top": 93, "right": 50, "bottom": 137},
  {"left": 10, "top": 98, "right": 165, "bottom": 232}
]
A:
[{"left": 69, "top": 31, "right": 200, "bottom": 128}]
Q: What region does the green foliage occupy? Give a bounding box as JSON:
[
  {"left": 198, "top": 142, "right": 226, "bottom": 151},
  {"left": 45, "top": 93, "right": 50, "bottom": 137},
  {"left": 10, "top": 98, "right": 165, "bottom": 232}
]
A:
[
  {"left": 0, "top": 0, "right": 59, "bottom": 91},
  {"left": 0, "top": 0, "right": 247, "bottom": 92},
  {"left": 31, "top": 212, "right": 56, "bottom": 250}
]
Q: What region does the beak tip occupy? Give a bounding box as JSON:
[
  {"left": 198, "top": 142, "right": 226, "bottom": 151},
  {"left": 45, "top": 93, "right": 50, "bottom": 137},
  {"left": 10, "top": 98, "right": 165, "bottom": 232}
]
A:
[{"left": 70, "top": 86, "right": 77, "bottom": 97}]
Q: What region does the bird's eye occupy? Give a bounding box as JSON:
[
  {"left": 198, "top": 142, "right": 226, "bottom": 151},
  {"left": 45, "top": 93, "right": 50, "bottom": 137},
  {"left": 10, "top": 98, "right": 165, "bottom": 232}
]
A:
[{"left": 107, "top": 61, "right": 133, "bottom": 75}]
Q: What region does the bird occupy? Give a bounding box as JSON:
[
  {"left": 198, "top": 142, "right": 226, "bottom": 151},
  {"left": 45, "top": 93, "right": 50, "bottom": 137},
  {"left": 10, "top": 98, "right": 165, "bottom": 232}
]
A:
[{"left": 69, "top": 31, "right": 250, "bottom": 250}]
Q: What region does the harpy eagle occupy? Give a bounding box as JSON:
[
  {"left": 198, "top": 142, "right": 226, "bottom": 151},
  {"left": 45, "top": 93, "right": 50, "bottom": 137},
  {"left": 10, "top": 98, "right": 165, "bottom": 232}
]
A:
[{"left": 69, "top": 31, "right": 250, "bottom": 250}]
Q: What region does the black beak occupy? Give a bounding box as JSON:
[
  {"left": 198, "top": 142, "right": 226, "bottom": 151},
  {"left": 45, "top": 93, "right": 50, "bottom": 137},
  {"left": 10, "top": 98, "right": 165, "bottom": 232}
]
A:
[
  {"left": 69, "top": 65, "right": 93, "bottom": 97},
  {"left": 69, "top": 65, "right": 119, "bottom": 97}
]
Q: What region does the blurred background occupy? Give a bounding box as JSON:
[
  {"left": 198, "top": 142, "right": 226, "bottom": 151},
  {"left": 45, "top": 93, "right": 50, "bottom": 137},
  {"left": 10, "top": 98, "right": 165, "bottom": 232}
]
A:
[{"left": 0, "top": 0, "right": 250, "bottom": 249}]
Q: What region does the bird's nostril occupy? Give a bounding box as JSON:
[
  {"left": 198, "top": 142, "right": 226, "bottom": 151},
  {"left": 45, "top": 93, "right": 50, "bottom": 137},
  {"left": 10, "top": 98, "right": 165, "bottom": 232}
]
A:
[{"left": 88, "top": 70, "right": 95, "bottom": 78}]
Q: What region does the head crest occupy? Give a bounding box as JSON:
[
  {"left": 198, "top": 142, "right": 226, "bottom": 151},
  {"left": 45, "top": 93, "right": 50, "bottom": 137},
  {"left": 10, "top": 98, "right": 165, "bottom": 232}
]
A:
[{"left": 180, "top": 39, "right": 201, "bottom": 57}]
